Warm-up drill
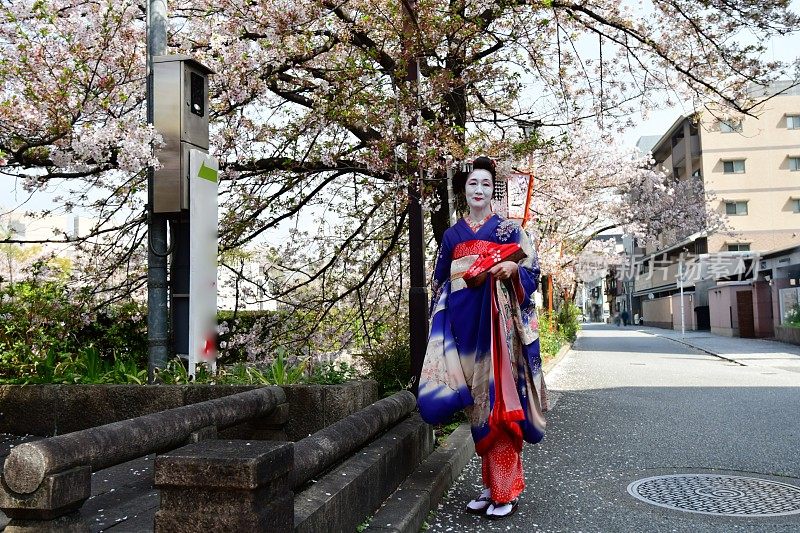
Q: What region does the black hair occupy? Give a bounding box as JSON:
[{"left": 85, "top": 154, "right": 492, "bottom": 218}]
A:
[{"left": 452, "top": 156, "right": 497, "bottom": 198}]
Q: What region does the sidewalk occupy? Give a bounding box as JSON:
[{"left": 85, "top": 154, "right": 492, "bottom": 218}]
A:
[
  {"left": 425, "top": 324, "right": 800, "bottom": 532},
  {"left": 631, "top": 325, "right": 800, "bottom": 373}
]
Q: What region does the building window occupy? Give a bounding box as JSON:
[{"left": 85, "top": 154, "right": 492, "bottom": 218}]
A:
[
  {"left": 722, "top": 160, "right": 745, "bottom": 174},
  {"left": 727, "top": 243, "right": 750, "bottom": 252},
  {"left": 793, "top": 199, "right": 800, "bottom": 213},
  {"left": 725, "top": 201, "right": 748, "bottom": 215},
  {"left": 787, "top": 115, "right": 800, "bottom": 130},
  {"left": 790, "top": 157, "right": 800, "bottom": 171},
  {"left": 719, "top": 120, "right": 742, "bottom": 133}
]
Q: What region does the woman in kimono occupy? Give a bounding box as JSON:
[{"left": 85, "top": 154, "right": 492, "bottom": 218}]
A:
[{"left": 418, "top": 156, "right": 548, "bottom": 519}]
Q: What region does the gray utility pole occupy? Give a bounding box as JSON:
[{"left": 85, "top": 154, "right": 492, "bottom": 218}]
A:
[
  {"left": 402, "top": 0, "right": 428, "bottom": 396},
  {"left": 146, "top": 0, "right": 169, "bottom": 383},
  {"left": 679, "top": 252, "right": 686, "bottom": 337}
]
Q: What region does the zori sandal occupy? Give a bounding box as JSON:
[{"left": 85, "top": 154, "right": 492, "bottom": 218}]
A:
[
  {"left": 465, "top": 488, "right": 493, "bottom": 514},
  {"left": 486, "top": 499, "right": 518, "bottom": 519}
]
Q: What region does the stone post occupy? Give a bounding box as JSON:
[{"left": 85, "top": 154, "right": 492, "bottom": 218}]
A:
[
  {"left": 0, "top": 466, "right": 91, "bottom": 521},
  {"left": 153, "top": 440, "right": 293, "bottom": 532}
]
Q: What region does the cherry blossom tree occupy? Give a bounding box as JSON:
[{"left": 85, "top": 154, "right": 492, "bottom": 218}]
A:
[
  {"left": 1, "top": 0, "right": 797, "bottom": 350},
  {"left": 524, "top": 130, "right": 727, "bottom": 300}
]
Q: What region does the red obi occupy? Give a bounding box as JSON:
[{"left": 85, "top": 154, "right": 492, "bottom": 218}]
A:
[{"left": 453, "top": 240, "right": 527, "bottom": 288}]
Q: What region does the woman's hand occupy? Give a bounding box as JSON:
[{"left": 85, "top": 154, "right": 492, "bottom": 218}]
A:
[{"left": 489, "top": 261, "right": 518, "bottom": 280}]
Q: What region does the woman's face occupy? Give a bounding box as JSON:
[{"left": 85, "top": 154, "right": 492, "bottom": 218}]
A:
[{"left": 465, "top": 173, "right": 493, "bottom": 211}]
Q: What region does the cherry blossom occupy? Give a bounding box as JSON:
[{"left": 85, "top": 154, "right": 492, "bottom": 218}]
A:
[{"left": 1, "top": 0, "right": 795, "bottom": 352}]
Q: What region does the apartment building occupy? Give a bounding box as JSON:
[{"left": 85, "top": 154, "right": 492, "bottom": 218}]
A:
[{"left": 629, "top": 83, "right": 800, "bottom": 337}]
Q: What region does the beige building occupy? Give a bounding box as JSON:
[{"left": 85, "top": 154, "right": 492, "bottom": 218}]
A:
[
  {"left": 701, "top": 92, "right": 800, "bottom": 253},
  {"left": 630, "top": 83, "right": 800, "bottom": 336},
  {"left": 647, "top": 85, "right": 800, "bottom": 254}
]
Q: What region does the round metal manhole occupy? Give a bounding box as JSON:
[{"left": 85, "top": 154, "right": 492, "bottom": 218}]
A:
[{"left": 627, "top": 474, "right": 800, "bottom": 517}]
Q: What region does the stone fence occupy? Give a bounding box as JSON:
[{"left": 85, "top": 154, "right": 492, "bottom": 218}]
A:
[
  {"left": 0, "top": 382, "right": 435, "bottom": 532},
  {"left": 153, "top": 391, "right": 427, "bottom": 532},
  {"left": 0, "top": 387, "right": 285, "bottom": 521},
  {"left": 0, "top": 381, "right": 379, "bottom": 440}
]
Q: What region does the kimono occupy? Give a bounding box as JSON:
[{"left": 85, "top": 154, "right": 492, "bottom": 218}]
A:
[{"left": 418, "top": 214, "right": 549, "bottom": 503}]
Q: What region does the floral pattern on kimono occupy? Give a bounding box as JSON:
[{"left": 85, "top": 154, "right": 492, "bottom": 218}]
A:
[{"left": 418, "top": 214, "right": 549, "bottom": 456}]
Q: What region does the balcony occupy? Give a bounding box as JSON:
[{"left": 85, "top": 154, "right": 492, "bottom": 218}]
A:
[{"left": 670, "top": 134, "right": 700, "bottom": 166}]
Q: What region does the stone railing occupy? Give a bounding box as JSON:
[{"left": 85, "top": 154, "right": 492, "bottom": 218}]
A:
[
  {"left": 0, "top": 384, "right": 428, "bottom": 532},
  {"left": 153, "top": 390, "right": 427, "bottom": 533},
  {"left": 0, "top": 387, "right": 285, "bottom": 521},
  {"left": 291, "top": 391, "right": 416, "bottom": 488}
]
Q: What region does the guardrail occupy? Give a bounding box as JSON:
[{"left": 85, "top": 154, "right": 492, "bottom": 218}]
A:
[
  {"left": 0, "top": 386, "right": 285, "bottom": 520},
  {"left": 153, "top": 390, "right": 421, "bottom": 532},
  {"left": 291, "top": 390, "right": 416, "bottom": 489}
]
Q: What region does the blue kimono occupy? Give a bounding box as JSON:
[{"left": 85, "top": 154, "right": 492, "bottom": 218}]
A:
[{"left": 418, "top": 215, "right": 548, "bottom": 456}]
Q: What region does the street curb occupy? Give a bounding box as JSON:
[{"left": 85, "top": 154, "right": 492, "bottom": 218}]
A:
[
  {"left": 635, "top": 328, "right": 746, "bottom": 366},
  {"left": 363, "top": 424, "right": 475, "bottom": 533},
  {"left": 543, "top": 340, "right": 573, "bottom": 375},
  {"left": 364, "top": 339, "right": 572, "bottom": 532}
]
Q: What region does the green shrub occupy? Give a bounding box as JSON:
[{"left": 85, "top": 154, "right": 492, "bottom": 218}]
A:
[
  {"left": 537, "top": 311, "right": 562, "bottom": 359},
  {"left": 358, "top": 316, "right": 411, "bottom": 396},
  {"left": 0, "top": 276, "right": 147, "bottom": 383},
  {"left": 0, "top": 271, "right": 393, "bottom": 387},
  {"left": 556, "top": 301, "right": 581, "bottom": 342},
  {"left": 538, "top": 302, "right": 581, "bottom": 360},
  {"left": 785, "top": 304, "right": 800, "bottom": 328},
  {"left": 76, "top": 301, "right": 148, "bottom": 368},
  {"left": 309, "top": 360, "right": 361, "bottom": 385},
  {"left": 2, "top": 345, "right": 148, "bottom": 385}
]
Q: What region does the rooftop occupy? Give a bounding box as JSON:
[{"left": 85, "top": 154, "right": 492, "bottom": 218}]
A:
[{"left": 635, "top": 135, "right": 661, "bottom": 155}]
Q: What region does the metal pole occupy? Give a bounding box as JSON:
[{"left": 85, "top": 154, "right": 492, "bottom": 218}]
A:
[
  {"left": 147, "top": 0, "right": 169, "bottom": 383},
  {"left": 628, "top": 282, "right": 633, "bottom": 321},
  {"left": 679, "top": 255, "right": 685, "bottom": 337},
  {"left": 402, "top": 0, "right": 428, "bottom": 396}
]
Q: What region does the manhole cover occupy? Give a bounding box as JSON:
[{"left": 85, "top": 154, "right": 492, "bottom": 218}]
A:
[{"left": 627, "top": 474, "right": 800, "bottom": 517}]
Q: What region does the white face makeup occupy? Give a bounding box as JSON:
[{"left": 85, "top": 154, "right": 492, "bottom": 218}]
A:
[{"left": 465, "top": 170, "right": 493, "bottom": 211}]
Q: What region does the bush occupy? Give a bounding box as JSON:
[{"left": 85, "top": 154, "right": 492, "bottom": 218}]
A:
[
  {"left": 0, "top": 277, "right": 365, "bottom": 385},
  {"left": 556, "top": 301, "right": 581, "bottom": 342},
  {"left": 785, "top": 304, "right": 800, "bottom": 328},
  {"left": 537, "top": 311, "right": 562, "bottom": 359},
  {"left": 0, "top": 268, "right": 396, "bottom": 387},
  {"left": 538, "top": 301, "right": 581, "bottom": 360},
  {"left": 0, "top": 277, "right": 147, "bottom": 383},
  {"left": 358, "top": 316, "right": 412, "bottom": 396},
  {"left": 308, "top": 360, "right": 362, "bottom": 384}
]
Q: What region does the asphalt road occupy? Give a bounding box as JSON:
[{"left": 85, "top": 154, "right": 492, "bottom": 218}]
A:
[{"left": 426, "top": 323, "right": 800, "bottom": 532}]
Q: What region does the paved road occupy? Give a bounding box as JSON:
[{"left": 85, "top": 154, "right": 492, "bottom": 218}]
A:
[{"left": 426, "top": 324, "right": 800, "bottom": 532}]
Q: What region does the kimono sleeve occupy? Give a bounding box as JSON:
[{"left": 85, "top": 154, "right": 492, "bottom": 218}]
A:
[
  {"left": 429, "top": 232, "right": 453, "bottom": 316},
  {"left": 432, "top": 231, "right": 454, "bottom": 287},
  {"left": 516, "top": 230, "right": 540, "bottom": 309},
  {"left": 497, "top": 221, "right": 540, "bottom": 309}
]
